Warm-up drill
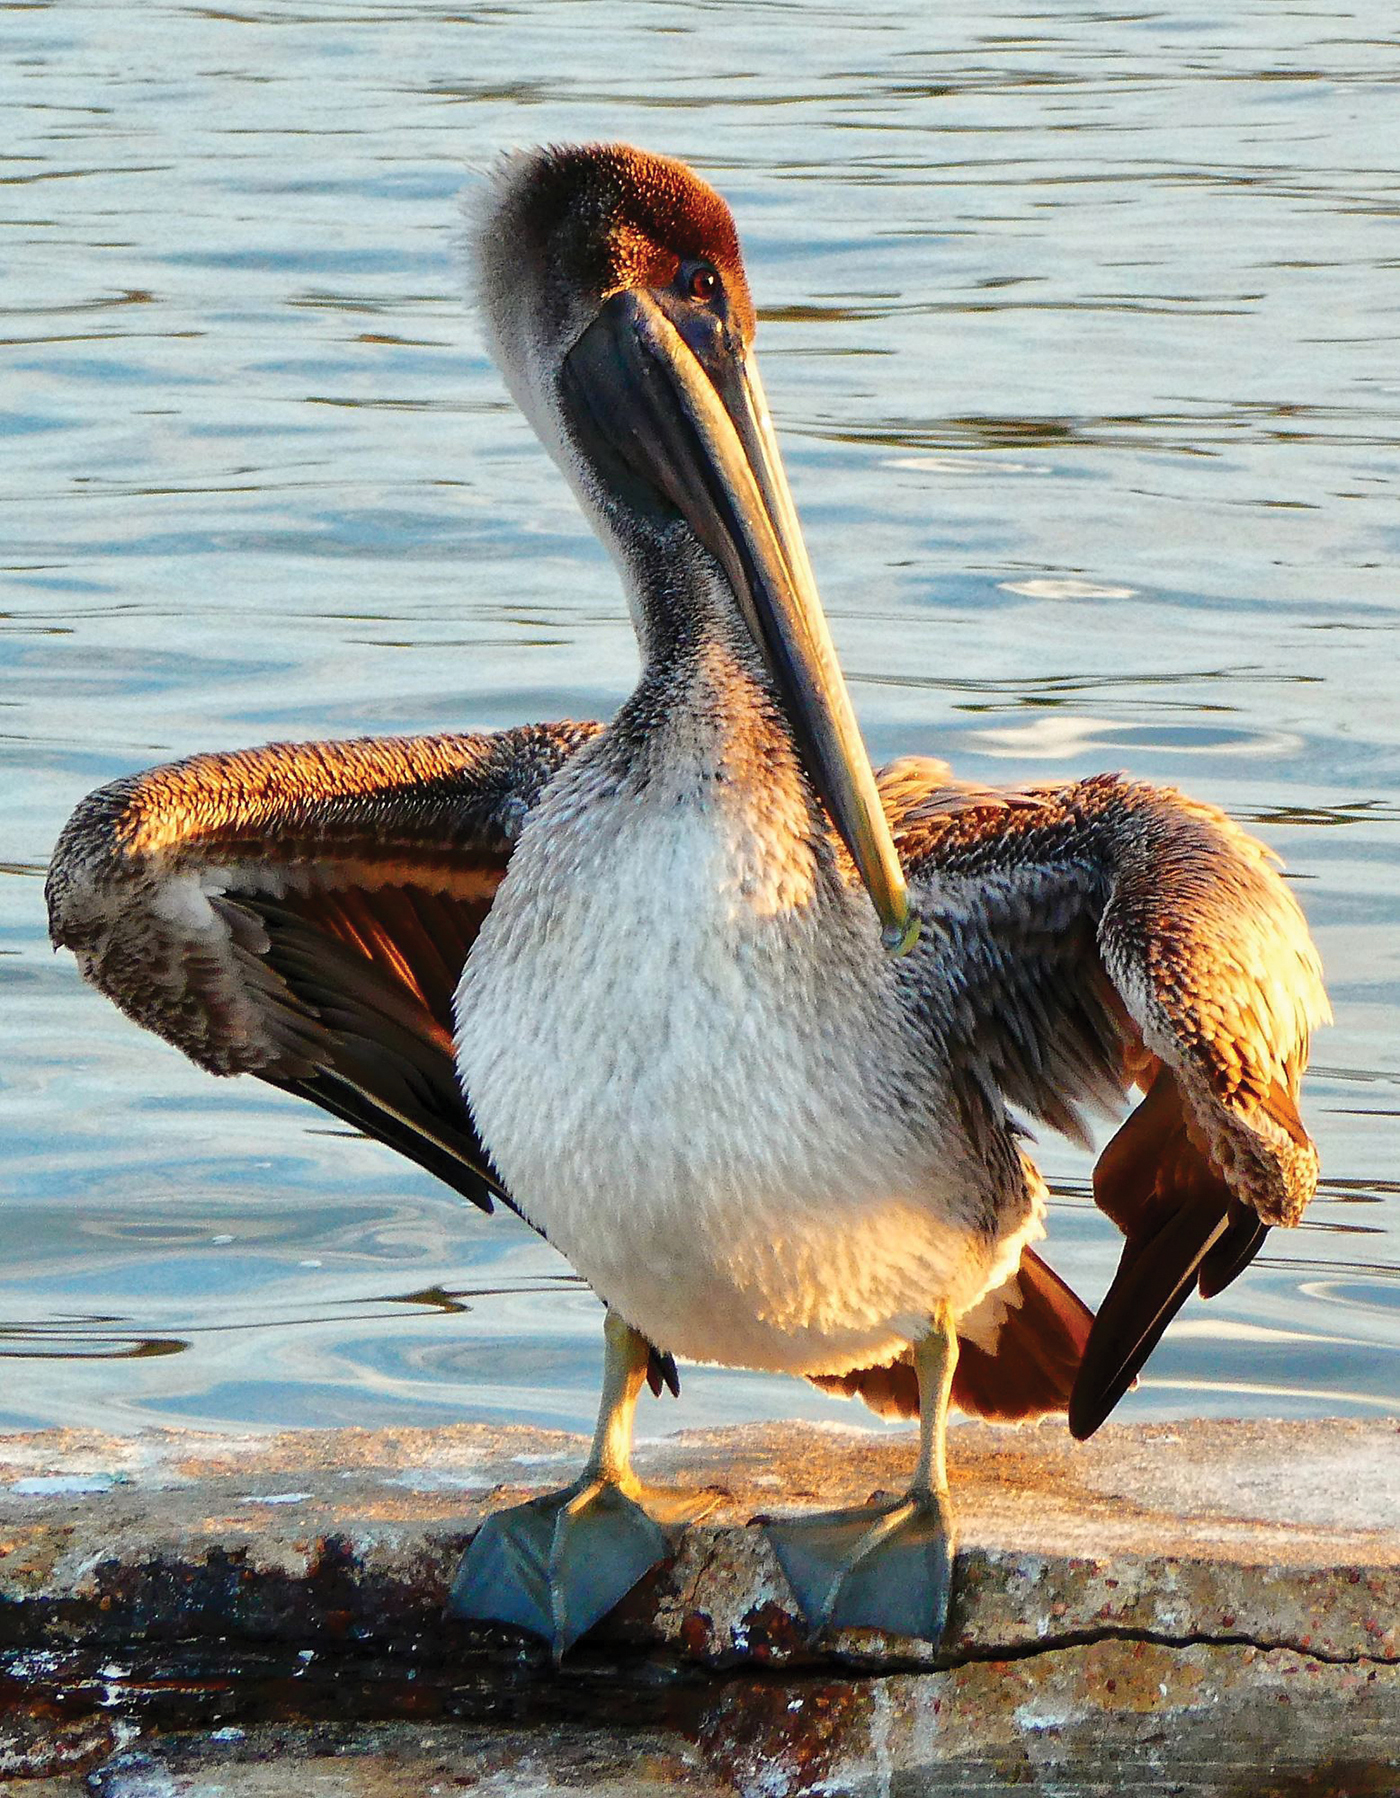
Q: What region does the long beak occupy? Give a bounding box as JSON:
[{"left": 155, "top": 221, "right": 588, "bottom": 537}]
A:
[{"left": 561, "top": 289, "right": 919, "bottom": 954}]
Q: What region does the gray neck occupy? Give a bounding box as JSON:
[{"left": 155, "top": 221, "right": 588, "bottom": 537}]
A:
[
  {"left": 601, "top": 528, "right": 838, "bottom": 902},
  {"left": 618, "top": 520, "right": 761, "bottom": 677}
]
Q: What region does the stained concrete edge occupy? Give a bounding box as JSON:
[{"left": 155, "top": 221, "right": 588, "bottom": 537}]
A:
[
  {"left": 1, "top": 1416, "right": 1396, "bottom": 1665},
  {"left": 0, "top": 1417, "right": 1397, "bottom": 1792}
]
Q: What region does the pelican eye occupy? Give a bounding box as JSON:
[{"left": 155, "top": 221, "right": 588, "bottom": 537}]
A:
[{"left": 681, "top": 260, "right": 720, "bottom": 304}]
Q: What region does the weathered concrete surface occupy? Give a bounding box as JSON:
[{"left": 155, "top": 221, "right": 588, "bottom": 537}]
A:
[
  {"left": 10, "top": 1699, "right": 1400, "bottom": 1798},
  {"left": 9, "top": 1722, "right": 735, "bottom": 1797},
  {"left": 1, "top": 1416, "right": 1396, "bottom": 1663},
  {"left": 4, "top": 1661, "right": 1398, "bottom": 1795},
  {"left": 0, "top": 1418, "right": 1396, "bottom": 1794}
]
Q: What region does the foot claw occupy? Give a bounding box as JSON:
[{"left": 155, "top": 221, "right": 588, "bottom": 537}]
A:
[
  {"left": 764, "top": 1490, "right": 956, "bottom": 1645},
  {"left": 446, "top": 1477, "right": 714, "bottom": 1658}
]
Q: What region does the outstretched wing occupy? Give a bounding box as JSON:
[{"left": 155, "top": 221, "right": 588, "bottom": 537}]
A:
[
  {"left": 883, "top": 758, "right": 1330, "bottom": 1438},
  {"left": 46, "top": 722, "right": 602, "bottom": 1218}
]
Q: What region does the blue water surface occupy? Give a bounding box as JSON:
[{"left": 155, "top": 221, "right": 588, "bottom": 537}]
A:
[{"left": 2, "top": 0, "right": 1397, "bottom": 1440}]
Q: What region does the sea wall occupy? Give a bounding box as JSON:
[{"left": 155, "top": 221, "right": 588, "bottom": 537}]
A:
[{"left": 0, "top": 1417, "right": 1396, "bottom": 1795}]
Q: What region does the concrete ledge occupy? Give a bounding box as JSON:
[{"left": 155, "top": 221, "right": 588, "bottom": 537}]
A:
[{"left": 0, "top": 1418, "right": 1397, "bottom": 1792}]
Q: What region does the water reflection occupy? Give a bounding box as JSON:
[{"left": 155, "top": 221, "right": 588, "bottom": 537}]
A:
[
  {"left": 1, "top": 0, "right": 1397, "bottom": 1436},
  {"left": 0, "top": 1323, "right": 187, "bottom": 1363}
]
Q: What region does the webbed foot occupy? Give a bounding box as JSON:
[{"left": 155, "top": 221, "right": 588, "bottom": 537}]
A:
[
  {"left": 764, "top": 1488, "right": 956, "bottom": 1644},
  {"left": 447, "top": 1474, "right": 714, "bottom": 1659}
]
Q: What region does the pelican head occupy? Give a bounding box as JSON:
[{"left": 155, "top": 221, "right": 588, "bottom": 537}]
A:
[{"left": 471, "top": 143, "right": 917, "bottom": 953}]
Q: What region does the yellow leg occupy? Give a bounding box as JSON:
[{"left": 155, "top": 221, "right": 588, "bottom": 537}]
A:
[
  {"left": 912, "top": 1301, "right": 958, "bottom": 1498},
  {"left": 583, "top": 1308, "right": 649, "bottom": 1489}
]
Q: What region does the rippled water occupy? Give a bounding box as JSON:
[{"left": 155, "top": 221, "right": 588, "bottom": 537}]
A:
[{"left": 3, "top": 0, "right": 1397, "bottom": 1442}]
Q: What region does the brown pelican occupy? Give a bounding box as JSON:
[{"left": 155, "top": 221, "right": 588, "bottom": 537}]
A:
[{"left": 47, "top": 143, "right": 1329, "bottom": 1659}]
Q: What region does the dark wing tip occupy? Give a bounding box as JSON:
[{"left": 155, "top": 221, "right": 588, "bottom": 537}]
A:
[
  {"left": 1071, "top": 1136, "right": 1236, "bottom": 1431},
  {"left": 1197, "top": 1211, "right": 1270, "bottom": 1301},
  {"left": 1069, "top": 1068, "right": 1250, "bottom": 1439},
  {"left": 1067, "top": 1194, "right": 1227, "bottom": 1440}
]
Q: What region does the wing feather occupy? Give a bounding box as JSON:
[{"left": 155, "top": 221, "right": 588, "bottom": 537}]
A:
[
  {"left": 47, "top": 723, "right": 601, "bottom": 1219},
  {"left": 884, "top": 761, "right": 1329, "bottom": 1435}
]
